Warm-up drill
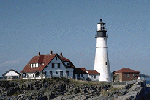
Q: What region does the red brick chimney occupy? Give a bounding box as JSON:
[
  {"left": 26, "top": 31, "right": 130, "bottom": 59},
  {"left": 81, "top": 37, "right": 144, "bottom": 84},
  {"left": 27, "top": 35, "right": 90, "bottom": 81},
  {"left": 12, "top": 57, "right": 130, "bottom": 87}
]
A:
[
  {"left": 50, "top": 50, "right": 53, "bottom": 55},
  {"left": 38, "top": 52, "right": 40, "bottom": 56}
]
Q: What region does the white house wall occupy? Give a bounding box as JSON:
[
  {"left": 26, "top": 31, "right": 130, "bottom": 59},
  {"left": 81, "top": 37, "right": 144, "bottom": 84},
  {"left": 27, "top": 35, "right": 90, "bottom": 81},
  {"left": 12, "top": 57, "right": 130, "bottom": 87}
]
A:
[
  {"left": 43, "top": 56, "right": 74, "bottom": 78},
  {"left": 66, "top": 68, "right": 74, "bottom": 78},
  {"left": 24, "top": 72, "right": 44, "bottom": 79},
  {"left": 27, "top": 73, "right": 35, "bottom": 78},
  {"left": 43, "top": 56, "right": 66, "bottom": 77},
  {"left": 75, "top": 74, "right": 88, "bottom": 80},
  {"left": 88, "top": 74, "right": 99, "bottom": 81},
  {"left": 83, "top": 74, "right": 88, "bottom": 79}
]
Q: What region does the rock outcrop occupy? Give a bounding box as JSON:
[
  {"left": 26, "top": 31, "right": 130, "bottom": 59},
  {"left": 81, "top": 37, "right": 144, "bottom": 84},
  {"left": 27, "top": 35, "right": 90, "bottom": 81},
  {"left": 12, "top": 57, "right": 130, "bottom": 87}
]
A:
[{"left": 0, "top": 78, "right": 149, "bottom": 100}]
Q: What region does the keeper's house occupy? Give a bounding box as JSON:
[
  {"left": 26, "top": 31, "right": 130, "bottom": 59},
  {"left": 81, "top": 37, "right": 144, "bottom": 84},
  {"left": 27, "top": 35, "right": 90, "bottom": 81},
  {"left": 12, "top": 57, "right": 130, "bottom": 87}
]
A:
[{"left": 21, "top": 51, "right": 75, "bottom": 79}]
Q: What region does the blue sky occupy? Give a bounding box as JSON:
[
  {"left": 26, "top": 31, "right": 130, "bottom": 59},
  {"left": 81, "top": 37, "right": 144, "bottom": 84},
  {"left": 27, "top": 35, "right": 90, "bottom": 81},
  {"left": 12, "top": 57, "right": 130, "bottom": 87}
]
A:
[{"left": 0, "top": 0, "right": 150, "bottom": 76}]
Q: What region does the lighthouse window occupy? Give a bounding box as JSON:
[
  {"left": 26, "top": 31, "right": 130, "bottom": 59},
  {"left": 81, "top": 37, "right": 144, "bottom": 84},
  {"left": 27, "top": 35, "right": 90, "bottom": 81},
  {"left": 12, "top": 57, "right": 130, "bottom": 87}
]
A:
[{"left": 105, "top": 62, "right": 107, "bottom": 65}]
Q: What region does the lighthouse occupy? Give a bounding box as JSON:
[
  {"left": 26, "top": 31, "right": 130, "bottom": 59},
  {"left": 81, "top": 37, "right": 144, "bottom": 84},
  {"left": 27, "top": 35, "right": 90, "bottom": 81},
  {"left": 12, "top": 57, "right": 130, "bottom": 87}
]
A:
[{"left": 94, "top": 19, "right": 111, "bottom": 82}]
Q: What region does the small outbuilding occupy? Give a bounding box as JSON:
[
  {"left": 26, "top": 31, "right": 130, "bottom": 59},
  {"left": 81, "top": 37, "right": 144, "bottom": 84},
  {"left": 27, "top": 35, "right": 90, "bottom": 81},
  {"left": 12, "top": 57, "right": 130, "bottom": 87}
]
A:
[
  {"left": 86, "top": 70, "right": 100, "bottom": 81},
  {"left": 113, "top": 68, "right": 140, "bottom": 82},
  {"left": 2, "top": 69, "right": 20, "bottom": 80},
  {"left": 74, "top": 68, "right": 88, "bottom": 80}
]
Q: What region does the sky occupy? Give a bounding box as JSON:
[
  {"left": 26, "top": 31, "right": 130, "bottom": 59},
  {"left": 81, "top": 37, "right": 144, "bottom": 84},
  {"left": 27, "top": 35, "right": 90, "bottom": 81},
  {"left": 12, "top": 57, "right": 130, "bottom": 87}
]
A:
[{"left": 0, "top": 0, "right": 150, "bottom": 76}]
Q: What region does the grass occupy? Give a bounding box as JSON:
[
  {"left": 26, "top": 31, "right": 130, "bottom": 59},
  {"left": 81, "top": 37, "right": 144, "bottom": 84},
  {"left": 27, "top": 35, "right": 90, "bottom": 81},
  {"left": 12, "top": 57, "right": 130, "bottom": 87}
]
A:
[{"left": 1, "top": 77, "right": 122, "bottom": 99}]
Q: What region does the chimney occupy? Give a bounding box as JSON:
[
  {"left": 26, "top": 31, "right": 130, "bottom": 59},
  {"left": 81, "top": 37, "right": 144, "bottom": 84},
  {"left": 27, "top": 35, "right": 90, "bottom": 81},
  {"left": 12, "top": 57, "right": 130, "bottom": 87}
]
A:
[
  {"left": 50, "top": 50, "right": 53, "bottom": 55},
  {"left": 59, "top": 52, "right": 63, "bottom": 57},
  {"left": 38, "top": 52, "right": 40, "bottom": 56}
]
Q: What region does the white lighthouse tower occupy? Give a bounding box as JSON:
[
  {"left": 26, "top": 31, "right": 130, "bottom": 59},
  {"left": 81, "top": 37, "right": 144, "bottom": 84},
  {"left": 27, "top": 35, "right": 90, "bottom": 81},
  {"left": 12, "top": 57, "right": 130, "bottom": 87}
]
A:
[{"left": 94, "top": 19, "right": 111, "bottom": 82}]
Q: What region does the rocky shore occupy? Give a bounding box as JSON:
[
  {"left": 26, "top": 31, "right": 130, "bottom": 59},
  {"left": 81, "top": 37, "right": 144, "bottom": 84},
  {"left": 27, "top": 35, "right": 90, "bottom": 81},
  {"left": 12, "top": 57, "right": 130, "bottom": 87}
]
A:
[{"left": 0, "top": 78, "right": 149, "bottom": 100}]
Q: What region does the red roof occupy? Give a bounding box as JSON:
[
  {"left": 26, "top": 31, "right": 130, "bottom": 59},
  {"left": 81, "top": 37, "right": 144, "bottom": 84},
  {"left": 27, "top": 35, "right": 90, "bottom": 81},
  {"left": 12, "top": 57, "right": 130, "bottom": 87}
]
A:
[
  {"left": 74, "top": 68, "right": 87, "bottom": 74},
  {"left": 86, "top": 70, "right": 100, "bottom": 75},
  {"left": 21, "top": 53, "right": 74, "bottom": 73},
  {"left": 115, "top": 68, "right": 140, "bottom": 74},
  {"left": 60, "top": 56, "right": 70, "bottom": 62},
  {"left": 60, "top": 56, "right": 75, "bottom": 68}
]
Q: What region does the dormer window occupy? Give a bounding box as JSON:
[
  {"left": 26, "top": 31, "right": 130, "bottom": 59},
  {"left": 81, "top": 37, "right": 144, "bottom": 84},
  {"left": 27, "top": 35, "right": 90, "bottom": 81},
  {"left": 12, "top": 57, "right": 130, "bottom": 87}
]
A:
[
  {"left": 30, "top": 64, "right": 33, "bottom": 68},
  {"left": 30, "top": 63, "right": 40, "bottom": 68},
  {"left": 36, "top": 63, "right": 38, "bottom": 67},
  {"left": 33, "top": 63, "right": 35, "bottom": 67},
  {"left": 64, "top": 62, "right": 70, "bottom": 66}
]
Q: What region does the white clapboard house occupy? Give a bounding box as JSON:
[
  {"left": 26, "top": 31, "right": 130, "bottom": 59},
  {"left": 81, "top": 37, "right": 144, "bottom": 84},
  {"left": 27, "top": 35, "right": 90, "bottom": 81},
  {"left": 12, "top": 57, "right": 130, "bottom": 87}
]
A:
[{"left": 21, "top": 51, "right": 75, "bottom": 79}]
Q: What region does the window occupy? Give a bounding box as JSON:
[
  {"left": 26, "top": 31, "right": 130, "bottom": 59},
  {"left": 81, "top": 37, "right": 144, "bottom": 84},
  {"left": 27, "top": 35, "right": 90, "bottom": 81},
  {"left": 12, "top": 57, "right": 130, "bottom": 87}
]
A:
[
  {"left": 52, "top": 63, "right": 54, "bottom": 68},
  {"left": 52, "top": 63, "right": 60, "bottom": 68},
  {"left": 133, "top": 74, "right": 137, "bottom": 77},
  {"left": 45, "top": 71, "right": 47, "bottom": 75},
  {"left": 67, "top": 63, "right": 70, "bottom": 66},
  {"left": 94, "top": 75, "right": 96, "bottom": 79},
  {"left": 60, "top": 71, "right": 63, "bottom": 77},
  {"left": 33, "top": 63, "right": 35, "bottom": 67},
  {"left": 56, "top": 71, "right": 58, "bottom": 74},
  {"left": 126, "top": 74, "right": 129, "bottom": 77},
  {"left": 66, "top": 71, "right": 69, "bottom": 77},
  {"left": 30, "top": 64, "right": 32, "bottom": 68},
  {"left": 58, "top": 63, "right": 60, "bottom": 68},
  {"left": 77, "top": 74, "right": 80, "bottom": 77},
  {"left": 50, "top": 71, "right": 53, "bottom": 76},
  {"left": 81, "top": 74, "right": 83, "bottom": 77},
  {"left": 36, "top": 63, "right": 38, "bottom": 67},
  {"left": 105, "top": 62, "right": 107, "bottom": 65},
  {"left": 56, "top": 56, "right": 57, "bottom": 60}
]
